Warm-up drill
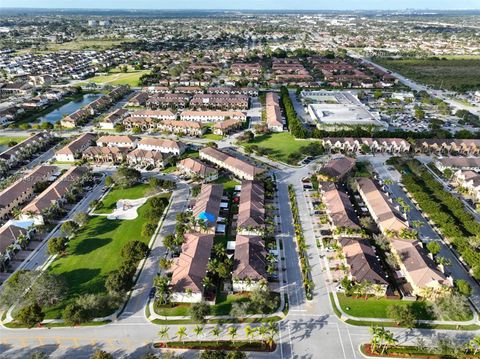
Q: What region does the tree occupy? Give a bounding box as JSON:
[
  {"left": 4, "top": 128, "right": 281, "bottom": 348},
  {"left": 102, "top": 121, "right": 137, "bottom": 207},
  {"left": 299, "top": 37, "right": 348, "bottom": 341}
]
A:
[
  {"left": 454, "top": 279, "right": 472, "bottom": 297},
  {"left": 29, "top": 351, "right": 49, "bottom": 359},
  {"left": 386, "top": 304, "right": 417, "bottom": 328},
  {"left": 121, "top": 240, "right": 149, "bottom": 262},
  {"left": 142, "top": 222, "right": 157, "bottom": 238},
  {"left": 250, "top": 286, "right": 277, "bottom": 313},
  {"left": 245, "top": 325, "right": 256, "bottom": 343},
  {"left": 426, "top": 241, "right": 441, "bottom": 256},
  {"left": 163, "top": 234, "right": 177, "bottom": 252},
  {"left": 159, "top": 257, "right": 173, "bottom": 271},
  {"left": 105, "top": 267, "right": 134, "bottom": 294},
  {"left": 193, "top": 324, "right": 204, "bottom": 338},
  {"left": 62, "top": 302, "right": 90, "bottom": 325},
  {"left": 74, "top": 212, "right": 89, "bottom": 227},
  {"left": 210, "top": 325, "right": 221, "bottom": 343},
  {"left": 189, "top": 301, "right": 210, "bottom": 323},
  {"left": 112, "top": 167, "right": 141, "bottom": 188},
  {"left": 433, "top": 293, "right": 471, "bottom": 321},
  {"left": 105, "top": 176, "right": 113, "bottom": 187},
  {"left": 199, "top": 351, "right": 226, "bottom": 359},
  {"left": 47, "top": 237, "right": 67, "bottom": 255},
  {"left": 158, "top": 326, "right": 170, "bottom": 341},
  {"left": 90, "top": 350, "right": 113, "bottom": 359},
  {"left": 469, "top": 336, "right": 480, "bottom": 355},
  {"left": 14, "top": 302, "right": 44, "bottom": 327},
  {"left": 227, "top": 326, "right": 238, "bottom": 340},
  {"left": 60, "top": 220, "right": 79, "bottom": 238}
]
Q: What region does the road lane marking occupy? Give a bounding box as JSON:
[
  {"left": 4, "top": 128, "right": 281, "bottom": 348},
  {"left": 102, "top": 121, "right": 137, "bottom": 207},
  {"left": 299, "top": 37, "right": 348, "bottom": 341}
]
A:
[{"left": 335, "top": 322, "right": 347, "bottom": 359}]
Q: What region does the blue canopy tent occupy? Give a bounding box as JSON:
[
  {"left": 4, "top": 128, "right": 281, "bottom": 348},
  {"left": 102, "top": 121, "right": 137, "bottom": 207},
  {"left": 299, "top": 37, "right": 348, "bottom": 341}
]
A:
[{"left": 197, "top": 211, "right": 216, "bottom": 225}]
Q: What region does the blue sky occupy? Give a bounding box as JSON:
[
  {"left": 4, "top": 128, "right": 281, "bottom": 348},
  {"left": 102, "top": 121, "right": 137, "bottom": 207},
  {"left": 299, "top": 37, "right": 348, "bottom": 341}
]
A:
[{"left": 1, "top": 0, "right": 479, "bottom": 10}]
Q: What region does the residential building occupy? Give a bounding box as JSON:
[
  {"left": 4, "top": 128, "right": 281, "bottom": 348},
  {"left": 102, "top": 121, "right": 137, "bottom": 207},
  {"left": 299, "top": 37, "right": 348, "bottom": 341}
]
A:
[
  {"left": 322, "top": 138, "right": 410, "bottom": 154},
  {"left": 232, "top": 234, "right": 267, "bottom": 292},
  {"left": 0, "top": 222, "right": 29, "bottom": 263},
  {"left": 192, "top": 184, "right": 224, "bottom": 233},
  {"left": 321, "top": 186, "right": 360, "bottom": 233},
  {"left": 178, "top": 158, "right": 218, "bottom": 182},
  {"left": 128, "top": 109, "right": 177, "bottom": 121},
  {"left": 190, "top": 94, "right": 249, "bottom": 110},
  {"left": 454, "top": 170, "right": 480, "bottom": 202},
  {"left": 390, "top": 238, "right": 451, "bottom": 296},
  {"left": 97, "top": 135, "right": 137, "bottom": 149},
  {"left": 415, "top": 139, "right": 480, "bottom": 155},
  {"left": 83, "top": 146, "right": 126, "bottom": 164},
  {"left": 237, "top": 181, "right": 265, "bottom": 235},
  {"left": 435, "top": 157, "right": 480, "bottom": 172},
  {"left": 137, "top": 138, "right": 185, "bottom": 156},
  {"left": 157, "top": 120, "right": 206, "bottom": 137},
  {"left": 180, "top": 110, "right": 246, "bottom": 123},
  {"left": 98, "top": 108, "right": 129, "bottom": 130},
  {"left": 212, "top": 119, "right": 243, "bottom": 136},
  {"left": 21, "top": 166, "right": 89, "bottom": 224},
  {"left": 199, "top": 147, "right": 265, "bottom": 180},
  {"left": 126, "top": 148, "right": 169, "bottom": 168},
  {"left": 318, "top": 156, "right": 356, "bottom": 181},
  {"left": 0, "top": 132, "right": 52, "bottom": 166},
  {"left": 356, "top": 177, "right": 408, "bottom": 235},
  {"left": 265, "top": 92, "right": 283, "bottom": 132},
  {"left": 55, "top": 133, "right": 96, "bottom": 162},
  {"left": 0, "top": 165, "right": 57, "bottom": 219},
  {"left": 170, "top": 233, "right": 214, "bottom": 303}
]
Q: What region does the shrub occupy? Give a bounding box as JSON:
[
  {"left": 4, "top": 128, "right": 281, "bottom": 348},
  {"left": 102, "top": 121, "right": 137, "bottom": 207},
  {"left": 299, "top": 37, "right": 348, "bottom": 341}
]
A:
[
  {"left": 121, "top": 240, "right": 149, "bottom": 262},
  {"left": 14, "top": 303, "right": 44, "bottom": 327}
]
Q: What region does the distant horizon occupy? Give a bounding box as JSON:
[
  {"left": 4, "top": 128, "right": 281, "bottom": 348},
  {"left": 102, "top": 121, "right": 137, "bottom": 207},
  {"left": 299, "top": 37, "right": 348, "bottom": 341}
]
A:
[{"left": 1, "top": 0, "right": 479, "bottom": 11}]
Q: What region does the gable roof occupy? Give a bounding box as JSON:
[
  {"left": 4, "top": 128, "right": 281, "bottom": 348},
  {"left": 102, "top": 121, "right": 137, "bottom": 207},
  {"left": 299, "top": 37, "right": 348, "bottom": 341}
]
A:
[
  {"left": 237, "top": 181, "right": 265, "bottom": 229},
  {"left": 323, "top": 187, "right": 359, "bottom": 229},
  {"left": 192, "top": 184, "right": 223, "bottom": 227},
  {"left": 232, "top": 234, "right": 267, "bottom": 281}
]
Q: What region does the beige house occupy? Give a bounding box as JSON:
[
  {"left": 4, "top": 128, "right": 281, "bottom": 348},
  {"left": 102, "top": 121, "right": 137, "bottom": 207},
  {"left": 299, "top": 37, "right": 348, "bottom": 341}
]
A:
[
  {"left": 97, "top": 135, "right": 138, "bottom": 149},
  {"left": 55, "top": 133, "right": 96, "bottom": 162},
  {"left": 237, "top": 181, "right": 265, "bottom": 235},
  {"left": 180, "top": 110, "right": 246, "bottom": 123},
  {"left": 137, "top": 138, "right": 185, "bottom": 156},
  {"left": 178, "top": 158, "right": 218, "bottom": 182},
  {"left": 126, "top": 148, "right": 169, "bottom": 168},
  {"left": 265, "top": 92, "right": 283, "bottom": 132},
  {"left": 212, "top": 119, "right": 243, "bottom": 136},
  {"left": 232, "top": 234, "right": 267, "bottom": 292}
]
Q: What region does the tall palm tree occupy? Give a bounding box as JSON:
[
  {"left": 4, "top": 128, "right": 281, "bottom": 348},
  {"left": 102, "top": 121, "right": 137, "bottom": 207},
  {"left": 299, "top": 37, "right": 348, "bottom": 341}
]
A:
[
  {"left": 469, "top": 336, "right": 480, "bottom": 355},
  {"left": 202, "top": 276, "right": 214, "bottom": 291},
  {"left": 176, "top": 326, "right": 187, "bottom": 342},
  {"left": 158, "top": 327, "right": 169, "bottom": 341},
  {"left": 268, "top": 322, "right": 279, "bottom": 338},
  {"left": 369, "top": 326, "right": 382, "bottom": 354},
  {"left": 228, "top": 326, "right": 238, "bottom": 341},
  {"left": 381, "top": 330, "right": 397, "bottom": 354},
  {"left": 193, "top": 324, "right": 204, "bottom": 339}
]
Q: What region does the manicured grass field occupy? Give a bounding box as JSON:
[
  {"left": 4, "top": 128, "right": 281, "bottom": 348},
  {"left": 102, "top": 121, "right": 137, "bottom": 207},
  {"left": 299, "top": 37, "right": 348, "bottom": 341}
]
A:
[
  {"left": 0, "top": 136, "right": 27, "bottom": 146},
  {"left": 374, "top": 57, "right": 480, "bottom": 91},
  {"left": 213, "top": 176, "right": 240, "bottom": 192},
  {"left": 202, "top": 133, "right": 223, "bottom": 141},
  {"left": 245, "top": 132, "right": 319, "bottom": 163},
  {"left": 80, "top": 70, "right": 150, "bottom": 87},
  {"left": 95, "top": 183, "right": 150, "bottom": 214},
  {"left": 46, "top": 194, "right": 170, "bottom": 318},
  {"left": 337, "top": 294, "right": 435, "bottom": 320}
]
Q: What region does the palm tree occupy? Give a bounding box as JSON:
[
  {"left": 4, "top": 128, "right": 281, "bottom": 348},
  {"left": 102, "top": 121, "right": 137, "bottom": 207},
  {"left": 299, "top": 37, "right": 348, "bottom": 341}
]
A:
[
  {"left": 193, "top": 324, "right": 204, "bottom": 338},
  {"left": 268, "top": 322, "right": 279, "bottom": 338},
  {"left": 469, "top": 336, "right": 480, "bottom": 355},
  {"left": 198, "top": 219, "right": 208, "bottom": 233},
  {"left": 202, "top": 276, "right": 214, "bottom": 291},
  {"left": 176, "top": 326, "right": 187, "bottom": 342},
  {"left": 228, "top": 326, "right": 238, "bottom": 340},
  {"left": 258, "top": 324, "right": 269, "bottom": 340},
  {"left": 265, "top": 334, "right": 276, "bottom": 349},
  {"left": 158, "top": 327, "right": 169, "bottom": 341},
  {"left": 245, "top": 325, "right": 256, "bottom": 343},
  {"left": 369, "top": 326, "right": 383, "bottom": 354},
  {"left": 210, "top": 325, "right": 221, "bottom": 343},
  {"left": 381, "top": 329, "right": 397, "bottom": 354}
]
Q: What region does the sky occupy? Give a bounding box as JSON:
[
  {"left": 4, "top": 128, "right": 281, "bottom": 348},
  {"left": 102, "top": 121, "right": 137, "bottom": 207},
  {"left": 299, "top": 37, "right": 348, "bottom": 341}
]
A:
[{"left": 1, "top": 0, "right": 479, "bottom": 10}]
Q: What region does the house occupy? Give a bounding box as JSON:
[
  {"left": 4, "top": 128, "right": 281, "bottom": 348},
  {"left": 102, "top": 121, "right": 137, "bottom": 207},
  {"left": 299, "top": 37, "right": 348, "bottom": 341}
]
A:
[
  {"left": 21, "top": 166, "right": 89, "bottom": 225},
  {"left": 170, "top": 233, "right": 214, "bottom": 303},
  {"left": 192, "top": 184, "right": 224, "bottom": 233},
  {"left": 0, "top": 223, "right": 29, "bottom": 263},
  {"left": 126, "top": 148, "right": 169, "bottom": 168},
  {"left": 96, "top": 135, "right": 138, "bottom": 149},
  {"left": 237, "top": 181, "right": 265, "bottom": 235},
  {"left": 322, "top": 186, "right": 360, "bottom": 233},
  {"left": 55, "top": 133, "right": 96, "bottom": 162},
  {"left": 126, "top": 92, "right": 149, "bottom": 107},
  {"left": 0, "top": 165, "right": 57, "bottom": 219},
  {"left": 318, "top": 156, "right": 356, "bottom": 181},
  {"left": 415, "top": 139, "right": 480, "bottom": 155},
  {"left": 83, "top": 146, "right": 126, "bottom": 164},
  {"left": 178, "top": 158, "right": 218, "bottom": 182},
  {"left": 137, "top": 138, "right": 185, "bottom": 156},
  {"left": 232, "top": 235, "right": 267, "bottom": 292},
  {"left": 265, "top": 92, "right": 283, "bottom": 132},
  {"left": 180, "top": 110, "right": 246, "bottom": 123},
  {"left": 60, "top": 107, "right": 91, "bottom": 128},
  {"left": 199, "top": 147, "right": 265, "bottom": 181},
  {"left": 190, "top": 94, "right": 249, "bottom": 110},
  {"left": 321, "top": 138, "right": 410, "bottom": 154},
  {"left": 212, "top": 119, "right": 243, "bottom": 136},
  {"left": 98, "top": 108, "right": 129, "bottom": 130},
  {"left": 338, "top": 237, "right": 388, "bottom": 294},
  {"left": 356, "top": 177, "right": 408, "bottom": 235},
  {"left": 390, "top": 238, "right": 452, "bottom": 297}
]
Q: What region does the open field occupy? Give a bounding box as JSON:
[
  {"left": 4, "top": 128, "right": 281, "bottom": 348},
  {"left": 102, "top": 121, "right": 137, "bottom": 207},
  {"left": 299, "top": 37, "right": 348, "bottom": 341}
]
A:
[
  {"left": 245, "top": 132, "right": 319, "bottom": 163},
  {"left": 45, "top": 193, "right": 170, "bottom": 318},
  {"left": 94, "top": 183, "right": 151, "bottom": 214},
  {"left": 0, "top": 136, "right": 27, "bottom": 146},
  {"left": 374, "top": 57, "right": 480, "bottom": 91},
  {"left": 79, "top": 69, "right": 150, "bottom": 87},
  {"left": 44, "top": 39, "right": 134, "bottom": 52}
]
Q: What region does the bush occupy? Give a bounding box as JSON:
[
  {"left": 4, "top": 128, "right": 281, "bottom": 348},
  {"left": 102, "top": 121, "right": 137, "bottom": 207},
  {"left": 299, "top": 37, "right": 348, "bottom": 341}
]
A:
[
  {"left": 142, "top": 223, "right": 157, "bottom": 238},
  {"left": 48, "top": 237, "right": 67, "bottom": 255},
  {"left": 189, "top": 301, "right": 211, "bottom": 323},
  {"left": 62, "top": 303, "right": 91, "bottom": 325},
  {"left": 14, "top": 303, "right": 44, "bottom": 327},
  {"left": 454, "top": 279, "right": 472, "bottom": 297}
]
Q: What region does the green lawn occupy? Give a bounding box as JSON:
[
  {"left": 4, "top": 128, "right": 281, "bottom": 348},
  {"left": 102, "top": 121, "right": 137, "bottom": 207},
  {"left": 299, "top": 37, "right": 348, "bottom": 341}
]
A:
[
  {"left": 46, "top": 194, "right": 170, "bottom": 318},
  {"left": 80, "top": 70, "right": 150, "bottom": 87},
  {"left": 245, "top": 132, "right": 318, "bottom": 163},
  {"left": 0, "top": 136, "right": 27, "bottom": 146},
  {"left": 373, "top": 57, "right": 480, "bottom": 91},
  {"left": 337, "top": 294, "right": 435, "bottom": 320},
  {"left": 213, "top": 176, "right": 240, "bottom": 192},
  {"left": 95, "top": 183, "right": 151, "bottom": 214},
  {"left": 202, "top": 133, "right": 223, "bottom": 141}
]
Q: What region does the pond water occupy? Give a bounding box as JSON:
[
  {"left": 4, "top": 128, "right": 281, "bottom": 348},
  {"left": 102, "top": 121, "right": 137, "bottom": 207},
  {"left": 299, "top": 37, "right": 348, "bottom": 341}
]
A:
[{"left": 38, "top": 93, "right": 102, "bottom": 123}]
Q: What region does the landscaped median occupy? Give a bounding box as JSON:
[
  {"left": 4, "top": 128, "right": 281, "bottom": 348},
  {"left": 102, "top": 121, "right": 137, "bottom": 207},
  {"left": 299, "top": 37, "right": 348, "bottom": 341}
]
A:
[
  {"left": 288, "top": 184, "right": 314, "bottom": 299},
  {"left": 360, "top": 343, "right": 480, "bottom": 358},
  {"left": 153, "top": 340, "right": 275, "bottom": 352}
]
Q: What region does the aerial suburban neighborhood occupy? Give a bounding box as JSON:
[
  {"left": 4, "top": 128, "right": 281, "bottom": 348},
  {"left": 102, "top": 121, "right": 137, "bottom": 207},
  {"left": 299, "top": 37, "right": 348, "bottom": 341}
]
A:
[{"left": 1, "top": 2, "right": 480, "bottom": 359}]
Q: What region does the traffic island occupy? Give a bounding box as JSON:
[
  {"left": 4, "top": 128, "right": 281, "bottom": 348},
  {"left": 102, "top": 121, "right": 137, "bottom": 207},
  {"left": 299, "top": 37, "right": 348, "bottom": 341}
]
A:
[{"left": 153, "top": 340, "right": 276, "bottom": 352}]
